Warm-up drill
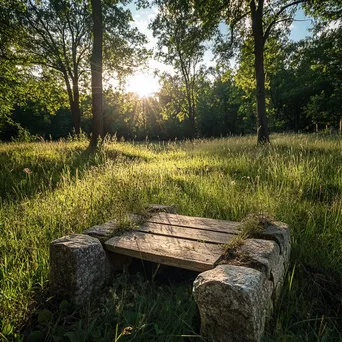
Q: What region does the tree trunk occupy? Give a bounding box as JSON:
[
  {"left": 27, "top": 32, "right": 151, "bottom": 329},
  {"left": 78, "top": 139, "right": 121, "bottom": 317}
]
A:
[
  {"left": 191, "top": 83, "right": 197, "bottom": 137},
  {"left": 251, "top": 2, "right": 270, "bottom": 144},
  {"left": 294, "top": 105, "right": 299, "bottom": 132},
  {"left": 70, "top": 102, "right": 81, "bottom": 136},
  {"left": 179, "top": 58, "right": 196, "bottom": 139},
  {"left": 185, "top": 84, "right": 195, "bottom": 139},
  {"left": 89, "top": 0, "right": 103, "bottom": 149},
  {"left": 64, "top": 72, "right": 81, "bottom": 135},
  {"left": 72, "top": 78, "right": 81, "bottom": 135}
]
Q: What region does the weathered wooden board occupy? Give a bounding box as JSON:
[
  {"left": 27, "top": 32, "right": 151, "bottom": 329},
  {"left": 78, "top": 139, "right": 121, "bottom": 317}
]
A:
[
  {"left": 137, "top": 222, "right": 235, "bottom": 244},
  {"left": 147, "top": 213, "right": 241, "bottom": 234},
  {"left": 104, "top": 231, "right": 224, "bottom": 272}
]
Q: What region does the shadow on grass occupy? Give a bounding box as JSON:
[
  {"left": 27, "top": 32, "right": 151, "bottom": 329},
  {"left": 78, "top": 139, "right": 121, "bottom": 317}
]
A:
[
  {"left": 23, "top": 267, "right": 200, "bottom": 342},
  {"left": 272, "top": 142, "right": 342, "bottom": 157},
  {"left": 0, "top": 148, "right": 96, "bottom": 203},
  {"left": 0, "top": 147, "right": 148, "bottom": 204},
  {"left": 265, "top": 263, "right": 342, "bottom": 341},
  {"left": 105, "top": 148, "right": 150, "bottom": 162}
]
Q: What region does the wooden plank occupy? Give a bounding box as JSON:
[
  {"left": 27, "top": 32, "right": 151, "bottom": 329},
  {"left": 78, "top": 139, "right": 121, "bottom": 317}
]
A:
[
  {"left": 147, "top": 213, "right": 241, "bottom": 234},
  {"left": 104, "top": 231, "right": 224, "bottom": 272},
  {"left": 137, "top": 222, "right": 235, "bottom": 244}
]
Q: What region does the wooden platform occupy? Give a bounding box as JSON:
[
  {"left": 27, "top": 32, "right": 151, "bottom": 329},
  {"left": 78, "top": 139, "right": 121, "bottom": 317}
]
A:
[{"left": 104, "top": 213, "right": 242, "bottom": 272}]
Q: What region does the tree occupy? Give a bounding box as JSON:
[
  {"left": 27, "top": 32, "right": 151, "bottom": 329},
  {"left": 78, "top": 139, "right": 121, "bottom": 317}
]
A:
[
  {"left": 306, "top": 0, "right": 342, "bottom": 20},
  {"left": 0, "top": 0, "right": 25, "bottom": 122},
  {"left": 235, "top": 34, "right": 289, "bottom": 132},
  {"left": 151, "top": 0, "right": 206, "bottom": 137},
  {"left": 11, "top": 0, "right": 92, "bottom": 135},
  {"left": 89, "top": 0, "right": 103, "bottom": 148},
  {"left": 194, "top": 0, "right": 311, "bottom": 143},
  {"left": 0, "top": 1, "right": 68, "bottom": 138},
  {"left": 270, "top": 25, "right": 342, "bottom": 132},
  {"left": 157, "top": 72, "right": 191, "bottom": 138},
  {"left": 196, "top": 68, "right": 244, "bottom": 136},
  {"left": 11, "top": 0, "right": 148, "bottom": 135}
]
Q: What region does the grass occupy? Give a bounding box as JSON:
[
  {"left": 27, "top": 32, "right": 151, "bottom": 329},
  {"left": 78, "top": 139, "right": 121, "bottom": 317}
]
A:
[
  {"left": 0, "top": 134, "right": 342, "bottom": 341},
  {"left": 217, "top": 214, "right": 275, "bottom": 266}
]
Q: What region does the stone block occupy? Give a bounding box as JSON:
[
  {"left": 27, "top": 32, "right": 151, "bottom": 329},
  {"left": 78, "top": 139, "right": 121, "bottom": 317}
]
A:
[
  {"left": 194, "top": 221, "right": 291, "bottom": 341},
  {"left": 49, "top": 234, "right": 112, "bottom": 305},
  {"left": 254, "top": 222, "right": 291, "bottom": 257},
  {"left": 193, "top": 265, "right": 273, "bottom": 342},
  {"left": 238, "top": 239, "right": 280, "bottom": 281},
  {"left": 83, "top": 214, "right": 143, "bottom": 243},
  {"left": 251, "top": 222, "right": 291, "bottom": 301},
  {"left": 83, "top": 221, "right": 119, "bottom": 243}
]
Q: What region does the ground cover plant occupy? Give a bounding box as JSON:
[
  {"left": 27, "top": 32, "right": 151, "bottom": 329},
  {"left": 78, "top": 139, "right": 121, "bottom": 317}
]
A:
[{"left": 0, "top": 134, "right": 342, "bottom": 341}]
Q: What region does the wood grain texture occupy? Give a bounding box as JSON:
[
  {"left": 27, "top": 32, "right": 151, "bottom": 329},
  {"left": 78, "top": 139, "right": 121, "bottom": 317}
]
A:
[
  {"left": 147, "top": 213, "right": 241, "bottom": 234},
  {"left": 137, "top": 222, "right": 235, "bottom": 244},
  {"left": 104, "top": 231, "right": 224, "bottom": 272}
]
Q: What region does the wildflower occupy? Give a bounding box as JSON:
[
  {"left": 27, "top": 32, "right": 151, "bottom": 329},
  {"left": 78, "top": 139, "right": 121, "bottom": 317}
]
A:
[
  {"left": 231, "top": 180, "right": 236, "bottom": 185},
  {"left": 123, "top": 326, "right": 133, "bottom": 335},
  {"left": 23, "top": 168, "right": 32, "bottom": 175}
]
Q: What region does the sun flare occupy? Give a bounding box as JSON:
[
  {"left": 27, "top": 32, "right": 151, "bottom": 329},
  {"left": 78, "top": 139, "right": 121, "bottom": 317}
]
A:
[{"left": 125, "top": 72, "right": 160, "bottom": 98}]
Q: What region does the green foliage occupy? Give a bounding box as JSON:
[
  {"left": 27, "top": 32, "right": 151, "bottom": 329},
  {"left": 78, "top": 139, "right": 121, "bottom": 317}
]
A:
[
  {"left": 151, "top": 0, "right": 208, "bottom": 136},
  {"left": 0, "top": 60, "right": 20, "bottom": 120},
  {"left": 156, "top": 73, "right": 191, "bottom": 137},
  {"left": 2, "top": 0, "right": 149, "bottom": 134},
  {"left": 151, "top": 0, "right": 206, "bottom": 68},
  {"left": 305, "top": 0, "right": 342, "bottom": 20},
  {"left": 270, "top": 25, "right": 342, "bottom": 131},
  {"left": 196, "top": 68, "right": 247, "bottom": 136},
  {"left": 102, "top": 1, "right": 150, "bottom": 79}
]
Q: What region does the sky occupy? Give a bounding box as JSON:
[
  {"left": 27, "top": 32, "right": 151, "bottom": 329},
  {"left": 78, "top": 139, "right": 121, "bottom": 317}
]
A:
[
  {"left": 290, "top": 9, "right": 313, "bottom": 40},
  {"left": 123, "top": 5, "right": 313, "bottom": 97}
]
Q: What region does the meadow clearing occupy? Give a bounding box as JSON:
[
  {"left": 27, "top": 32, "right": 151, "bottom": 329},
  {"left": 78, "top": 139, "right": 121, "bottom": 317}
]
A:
[{"left": 0, "top": 134, "right": 341, "bottom": 341}]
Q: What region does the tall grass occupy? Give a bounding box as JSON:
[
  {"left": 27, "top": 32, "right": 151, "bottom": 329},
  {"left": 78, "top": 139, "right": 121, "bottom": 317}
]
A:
[{"left": 0, "top": 134, "right": 341, "bottom": 340}]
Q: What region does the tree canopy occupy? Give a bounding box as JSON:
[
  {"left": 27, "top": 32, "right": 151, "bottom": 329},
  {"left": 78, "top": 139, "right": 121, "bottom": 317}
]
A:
[{"left": 1, "top": 0, "right": 148, "bottom": 135}]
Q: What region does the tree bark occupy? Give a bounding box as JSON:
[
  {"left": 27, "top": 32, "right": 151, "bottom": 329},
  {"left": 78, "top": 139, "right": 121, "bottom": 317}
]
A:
[
  {"left": 70, "top": 102, "right": 81, "bottom": 136},
  {"left": 72, "top": 77, "right": 81, "bottom": 135},
  {"left": 178, "top": 53, "right": 196, "bottom": 139},
  {"left": 63, "top": 72, "right": 81, "bottom": 135},
  {"left": 185, "top": 86, "right": 196, "bottom": 138},
  {"left": 251, "top": 0, "right": 270, "bottom": 144},
  {"left": 254, "top": 37, "right": 269, "bottom": 143},
  {"left": 190, "top": 80, "right": 197, "bottom": 137},
  {"left": 89, "top": 0, "right": 103, "bottom": 149},
  {"left": 294, "top": 104, "right": 299, "bottom": 132}
]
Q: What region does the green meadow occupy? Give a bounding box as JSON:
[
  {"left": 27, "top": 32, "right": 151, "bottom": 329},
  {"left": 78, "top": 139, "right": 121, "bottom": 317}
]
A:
[{"left": 1, "top": 134, "right": 341, "bottom": 341}]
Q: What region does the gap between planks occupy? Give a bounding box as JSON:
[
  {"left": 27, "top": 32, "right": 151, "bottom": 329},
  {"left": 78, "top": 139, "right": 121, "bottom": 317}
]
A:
[
  {"left": 147, "top": 212, "right": 242, "bottom": 235},
  {"left": 136, "top": 222, "right": 236, "bottom": 245}
]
